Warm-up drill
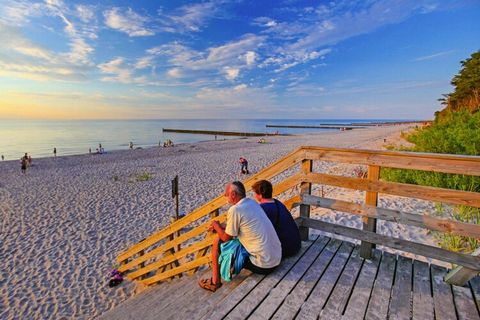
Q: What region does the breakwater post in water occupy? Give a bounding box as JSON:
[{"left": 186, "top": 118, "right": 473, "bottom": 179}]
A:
[{"left": 162, "top": 128, "right": 287, "bottom": 137}]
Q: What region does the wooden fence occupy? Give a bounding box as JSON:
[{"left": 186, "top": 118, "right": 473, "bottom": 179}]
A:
[{"left": 116, "top": 147, "right": 480, "bottom": 287}]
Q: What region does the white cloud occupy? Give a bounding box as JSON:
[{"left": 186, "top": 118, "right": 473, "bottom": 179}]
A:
[
  {"left": 167, "top": 68, "right": 182, "bottom": 78},
  {"left": 135, "top": 56, "right": 154, "bottom": 69},
  {"left": 158, "top": 1, "right": 218, "bottom": 33},
  {"left": 224, "top": 67, "right": 239, "bottom": 80},
  {"left": 76, "top": 5, "right": 95, "bottom": 23},
  {"left": 104, "top": 7, "right": 154, "bottom": 37},
  {"left": 0, "top": 0, "right": 43, "bottom": 26},
  {"left": 98, "top": 57, "right": 138, "bottom": 83},
  {"left": 413, "top": 50, "right": 455, "bottom": 61},
  {"left": 245, "top": 51, "right": 256, "bottom": 66}
]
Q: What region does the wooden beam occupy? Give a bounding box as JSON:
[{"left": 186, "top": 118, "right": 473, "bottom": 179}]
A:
[
  {"left": 141, "top": 255, "right": 212, "bottom": 286},
  {"left": 298, "top": 217, "right": 480, "bottom": 270},
  {"left": 284, "top": 194, "right": 302, "bottom": 211},
  {"left": 299, "top": 159, "right": 313, "bottom": 240},
  {"left": 302, "top": 172, "right": 480, "bottom": 208},
  {"left": 300, "top": 194, "right": 480, "bottom": 239},
  {"left": 301, "top": 146, "right": 480, "bottom": 176},
  {"left": 360, "top": 165, "right": 379, "bottom": 259},
  {"left": 444, "top": 248, "right": 480, "bottom": 286}
]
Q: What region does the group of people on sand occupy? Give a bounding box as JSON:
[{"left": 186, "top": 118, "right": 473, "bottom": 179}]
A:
[
  {"left": 20, "top": 153, "right": 33, "bottom": 174},
  {"left": 162, "top": 139, "right": 174, "bottom": 147},
  {"left": 198, "top": 179, "right": 301, "bottom": 292}
]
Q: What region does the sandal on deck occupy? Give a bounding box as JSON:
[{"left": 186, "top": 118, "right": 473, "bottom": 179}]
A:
[{"left": 198, "top": 278, "right": 222, "bottom": 292}]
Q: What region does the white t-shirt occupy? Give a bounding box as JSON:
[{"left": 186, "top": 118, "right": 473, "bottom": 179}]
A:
[{"left": 225, "top": 198, "right": 282, "bottom": 268}]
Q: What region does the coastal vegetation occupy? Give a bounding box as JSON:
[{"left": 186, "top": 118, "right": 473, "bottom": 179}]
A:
[{"left": 382, "top": 50, "right": 480, "bottom": 253}]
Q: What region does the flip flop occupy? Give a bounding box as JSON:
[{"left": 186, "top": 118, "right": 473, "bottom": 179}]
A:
[{"left": 198, "top": 278, "right": 222, "bottom": 292}]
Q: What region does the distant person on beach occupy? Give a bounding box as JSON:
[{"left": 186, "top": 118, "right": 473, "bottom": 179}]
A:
[
  {"left": 252, "top": 180, "right": 301, "bottom": 259},
  {"left": 53, "top": 147, "right": 57, "bottom": 158},
  {"left": 198, "top": 181, "right": 281, "bottom": 292},
  {"left": 21, "top": 153, "right": 28, "bottom": 174},
  {"left": 89, "top": 148, "right": 92, "bottom": 154},
  {"left": 239, "top": 157, "right": 249, "bottom": 174},
  {"left": 1, "top": 155, "right": 4, "bottom": 161},
  {"left": 129, "top": 141, "right": 133, "bottom": 149}
]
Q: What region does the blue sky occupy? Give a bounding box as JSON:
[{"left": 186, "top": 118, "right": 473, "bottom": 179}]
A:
[{"left": 0, "top": 0, "right": 479, "bottom": 120}]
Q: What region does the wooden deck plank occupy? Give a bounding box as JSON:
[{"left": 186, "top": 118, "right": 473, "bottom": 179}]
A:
[
  {"left": 470, "top": 277, "right": 480, "bottom": 314},
  {"left": 388, "top": 255, "right": 413, "bottom": 320},
  {"left": 432, "top": 265, "right": 458, "bottom": 320},
  {"left": 295, "top": 241, "right": 355, "bottom": 320},
  {"left": 271, "top": 239, "right": 342, "bottom": 320},
  {"left": 319, "top": 246, "right": 364, "bottom": 319},
  {"left": 364, "top": 252, "right": 397, "bottom": 320},
  {"left": 206, "top": 240, "right": 314, "bottom": 320},
  {"left": 223, "top": 238, "right": 321, "bottom": 320},
  {"left": 247, "top": 236, "right": 330, "bottom": 320},
  {"left": 412, "top": 260, "right": 434, "bottom": 320},
  {"left": 341, "top": 250, "right": 381, "bottom": 320},
  {"left": 452, "top": 284, "right": 480, "bottom": 320}
]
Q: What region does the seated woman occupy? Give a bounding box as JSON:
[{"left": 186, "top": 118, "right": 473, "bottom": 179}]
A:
[{"left": 252, "top": 180, "right": 301, "bottom": 259}]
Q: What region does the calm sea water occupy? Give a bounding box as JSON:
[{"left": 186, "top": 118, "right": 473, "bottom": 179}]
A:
[{"left": 0, "top": 119, "right": 402, "bottom": 159}]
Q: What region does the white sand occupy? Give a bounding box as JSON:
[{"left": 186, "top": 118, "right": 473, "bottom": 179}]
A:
[{"left": 0, "top": 124, "right": 442, "bottom": 319}]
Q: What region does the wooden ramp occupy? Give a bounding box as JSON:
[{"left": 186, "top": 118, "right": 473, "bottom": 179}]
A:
[{"left": 100, "top": 235, "right": 480, "bottom": 320}]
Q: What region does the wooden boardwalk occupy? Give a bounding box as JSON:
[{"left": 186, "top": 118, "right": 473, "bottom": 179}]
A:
[{"left": 101, "top": 236, "right": 480, "bottom": 320}]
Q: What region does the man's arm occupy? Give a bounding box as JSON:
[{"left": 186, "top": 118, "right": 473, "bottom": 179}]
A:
[{"left": 210, "top": 221, "right": 232, "bottom": 242}]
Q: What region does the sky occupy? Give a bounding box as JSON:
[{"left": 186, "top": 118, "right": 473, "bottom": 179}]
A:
[{"left": 0, "top": 0, "right": 479, "bottom": 120}]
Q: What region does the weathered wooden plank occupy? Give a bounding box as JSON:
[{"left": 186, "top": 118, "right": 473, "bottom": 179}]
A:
[
  {"left": 301, "top": 146, "right": 480, "bottom": 176},
  {"left": 412, "top": 260, "right": 434, "bottom": 320},
  {"left": 283, "top": 194, "right": 301, "bottom": 211},
  {"left": 365, "top": 252, "right": 397, "bottom": 320},
  {"left": 224, "top": 238, "right": 319, "bottom": 320},
  {"left": 470, "top": 277, "right": 480, "bottom": 315},
  {"left": 445, "top": 248, "right": 480, "bottom": 286},
  {"left": 141, "top": 255, "right": 211, "bottom": 286},
  {"left": 452, "top": 283, "right": 480, "bottom": 320},
  {"left": 248, "top": 236, "right": 330, "bottom": 320},
  {"left": 299, "top": 159, "right": 313, "bottom": 241},
  {"left": 296, "top": 242, "right": 355, "bottom": 320},
  {"left": 301, "top": 194, "right": 480, "bottom": 239},
  {"left": 360, "top": 165, "right": 380, "bottom": 259},
  {"left": 389, "top": 255, "right": 413, "bottom": 320},
  {"left": 206, "top": 240, "right": 313, "bottom": 320},
  {"left": 432, "top": 265, "right": 457, "bottom": 320},
  {"left": 299, "top": 217, "right": 480, "bottom": 270},
  {"left": 319, "top": 246, "right": 364, "bottom": 319},
  {"left": 271, "top": 239, "right": 342, "bottom": 320},
  {"left": 342, "top": 250, "right": 381, "bottom": 320},
  {"left": 302, "top": 172, "right": 480, "bottom": 208}
]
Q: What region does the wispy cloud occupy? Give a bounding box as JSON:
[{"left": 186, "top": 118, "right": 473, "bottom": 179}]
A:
[
  {"left": 157, "top": 1, "right": 220, "bottom": 33},
  {"left": 98, "top": 57, "right": 146, "bottom": 84},
  {"left": 104, "top": 7, "right": 154, "bottom": 37},
  {"left": 413, "top": 50, "right": 455, "bottom": 61}
]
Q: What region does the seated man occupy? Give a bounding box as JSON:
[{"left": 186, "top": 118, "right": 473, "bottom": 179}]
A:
[
  {"left": 199, "top": 181, "right": 282, "bottom": 292},
  {"left": 252, "top": 180, "right": 301, "bottom": 259}
]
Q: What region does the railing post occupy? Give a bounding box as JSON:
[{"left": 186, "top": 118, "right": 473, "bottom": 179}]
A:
[
  {"left": 299, "top": 159, "right": 313, "bottom": 241},
  {"left": 360, "top": 165, "right": 380, "bottom": 259}
]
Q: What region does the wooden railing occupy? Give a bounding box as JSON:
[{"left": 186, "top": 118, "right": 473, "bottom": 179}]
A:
[{"left": 116, "top": 147, "right": 480, "bottom": 287}]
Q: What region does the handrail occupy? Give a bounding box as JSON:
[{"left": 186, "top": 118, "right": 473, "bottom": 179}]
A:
[{"left": 115, "top": 147, "right": 480, "bottom": 286}]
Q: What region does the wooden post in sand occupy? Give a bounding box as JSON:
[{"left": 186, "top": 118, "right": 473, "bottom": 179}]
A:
[{"left": 360, "top": 165, "right": 380, "bottom": 259}]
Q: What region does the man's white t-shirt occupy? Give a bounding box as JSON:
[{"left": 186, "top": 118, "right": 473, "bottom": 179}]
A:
[{"left": 225, "top": 197, "right": 282, "bottom": 268}]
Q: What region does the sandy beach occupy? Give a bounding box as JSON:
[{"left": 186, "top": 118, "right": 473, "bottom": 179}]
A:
[{"left": 0, "top": 124, "right": 442, "bottom": 319}]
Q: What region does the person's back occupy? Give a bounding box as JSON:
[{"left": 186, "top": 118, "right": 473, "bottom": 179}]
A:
[
  {"left": 226, "top": 197, "right": 281, "bottom": 268},
  {"left": 260, "top": 199, "right": 301, "bottom": 258}
]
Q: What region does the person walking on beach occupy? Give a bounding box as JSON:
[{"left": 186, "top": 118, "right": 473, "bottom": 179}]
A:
[
  {"left": 53, "top": 147, "right": 57, "bottom": 158},
  {"left": 198, "top": 181, "right": 281, "bottom": 292},
  {"left": 1, "top": 155, "right": 4, "bottom": 161},
  {"left": 129, "top": 141, "right": 133, "bottom": 149},
  {"left": 239, "top": 157, "right": 249, "bottom": 174},
  {"left": 252, "top": 180, "right": 301, "bottom": 259},
  {"left": 21, "top": 153, "right": 28, "bottom": 174}
]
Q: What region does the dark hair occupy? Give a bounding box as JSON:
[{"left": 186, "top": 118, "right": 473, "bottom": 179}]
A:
[
  {"left": 231, "top": 181, "right": 246, "bottom": 198},
  {"left": 252, "top": 180, "right": 273, "bottom": 199}
]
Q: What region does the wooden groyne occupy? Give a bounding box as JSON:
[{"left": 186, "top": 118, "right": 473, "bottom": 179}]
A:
[
  {"left": 265, "top": 124, "right": 360, "bottom": 130},
  {"left": 162, "top": 128, "right": 286, "bottom": 137}
]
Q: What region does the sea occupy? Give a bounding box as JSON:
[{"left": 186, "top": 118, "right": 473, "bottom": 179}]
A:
[{"left": 0, "top": 119, "right": 409, "bottom": 160}]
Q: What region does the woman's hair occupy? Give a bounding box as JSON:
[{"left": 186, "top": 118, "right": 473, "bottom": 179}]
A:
[
  {"left": 252, "top": 180, "right": 273, "bottom": 199},
  {"left": 231, "top": 181, "right": 246, "bottom": 198}
]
